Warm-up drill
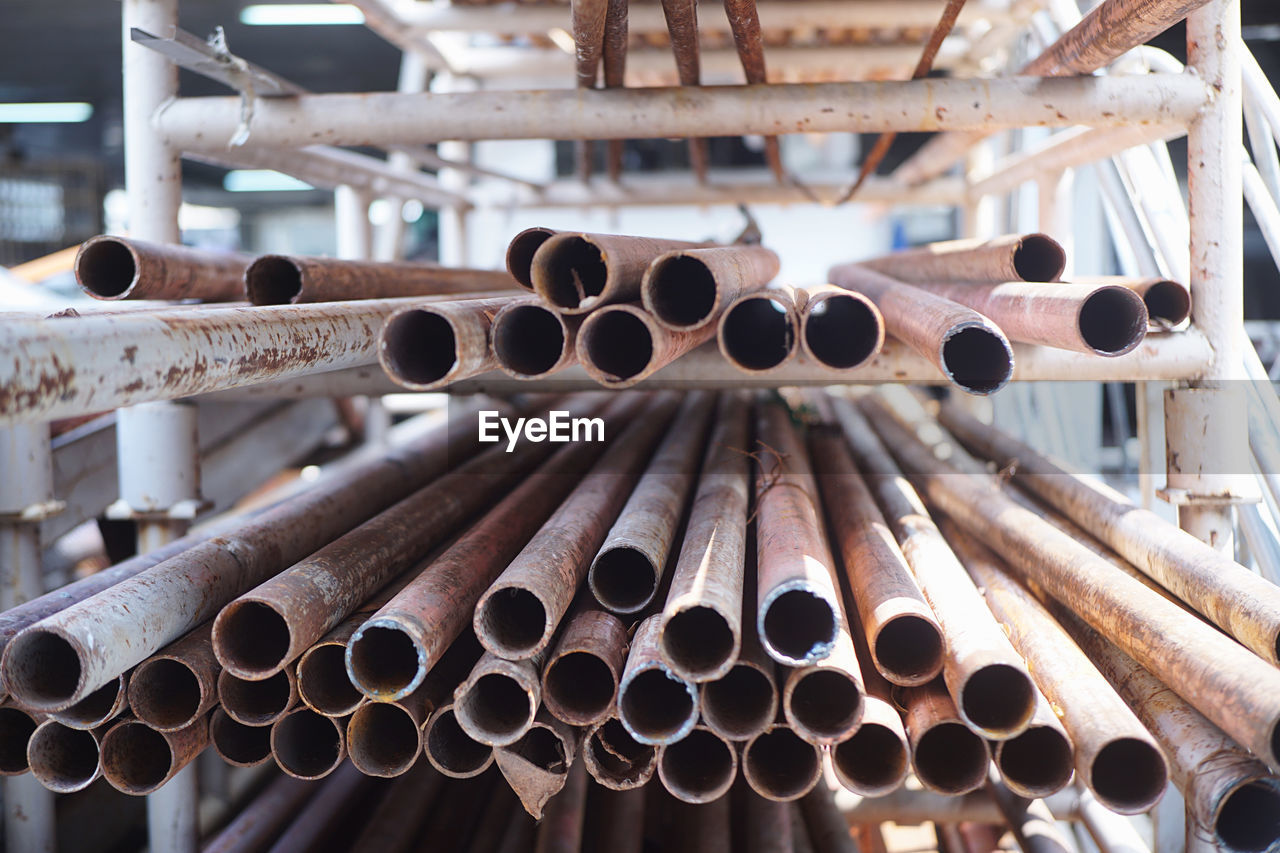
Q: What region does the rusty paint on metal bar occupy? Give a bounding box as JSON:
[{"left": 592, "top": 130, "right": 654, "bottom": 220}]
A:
[
  {"left": 742, "top": 723, "right": 822, "bottom": 802},
  {"left": 208, "top": 707, "right": 271, "bottom": 768},
  {"left": 902, "top": 679, "right": 990, "bottom": 795},
  {"left": 494, "top": 707, "right": 578, "bottom": 819},
  {"left": 542, "top": 607, "right": 630, "bottom": 727},
  {"left": 244, "top": 254, "right": 516, "bottom": 305},
  {"left": 619, "top": 614, "right": 700, "bottom": 745},
  {"left": 100, "top": 714, "right": 209, "bottom": 795},
  {"left": 721, "top": 0, "right": 782, "bottom": 182},
  {"left": 643, "top": 246, "right": 779, "bottom": 333},
  {"left": 658, "top": 724, "right": 738, "bottom": 804},
  {"left": 74, "top": 235, "right": 249, "bottom": 302},
  {"left": 578, "top": 304, "right": 717, "bottom": 388},
  {"left": 128, "top": 622, "right": 218, "bottom": 732},
  {"left": 531, "top": 232, "right": 709, "bottom": 314},
  {"left": 859, "top": 234, "right": 1067, "bottom": 284},
  {"left": 379, "top": 296, "right": 518, "bottom": 390},
  {"left": 582, "top": 715, "right": 658, "bottom": 790},
  {"left": 592, "top": 391, "right": 717, "bottom": 614}
]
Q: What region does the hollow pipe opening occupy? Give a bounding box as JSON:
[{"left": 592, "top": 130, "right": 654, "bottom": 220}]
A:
[
  {"left": 873, "top": 615, "right": 945, "bottom": 686},
  {"left": 744, "top": 727, "right": 821, "bottom": 801},
  {"left": 56, "top": 676, "right": 123, "bottom": 728},
  {"left": 244, "top": 255, "right": 303, "bottom": 305},
  {"left": 659, "top": 728, "right": 735, "bottom": 803},
  {"left": 299, "top": 646, "right": 364, "bottom": 716},
  {"left": 349, "top": 703, "right": 418, "bottom": 777},
  {"left": 1013, "top": 234, "right": 1067, "bottom": 282},
  {"left": 506, "top": 725, "right": 567, "bottom": 772},
  {"left": 804, "top": 295, "right": 881, "bottom": 369},
  {"left": 661, "top": 606, "right": 735, "bottom": 680},
  {"left": 219, "top": 671, "right": 292, "bottom": 725},
  {"left": 940, "top": 325, "right": 1014, "bottom": 396},
  {"left": 995, "top": 725, "right": 1073, "bottom": 797},
  {"left": 539, "top": 236, "right": 608, "bottom": 310},
  {"left": 211, "top": 711, "right": 272, "bottom": 766},
  {"left": 272, "top": 711, "right": 342, "bottom": 779},
  {"left": 760, "top": 588, "right": 836, "bottom": 665},
  {"left": 1143, "top": 280, "right": 1191, "bottom": 326},
  {"left": 913, "top": 722, "right": 988, "bottom": 794},
  {"left": 832, "top": 723, "right": 908, "bottom": 795},
  {"left": 721, "top": 297, "right": 793, "bottom": 371},
  {"left": 4, "top": 630, "right": 83, "bottom": 710},
  {"left": 585, "top": 718, "right": 655, "bottom": 786},
  {"left": 787, "top": 669, "right": 862, "bottom": 741},
  {"left": 701, "top": 664, "right": 776, "bottom": 740},
  {"left": 381, "top": 309, "right": 459, "bottom": 387},
  {"left": 29, "top": 723, "right": 99, "bottom": 792},
  {"left": 647, "top": 256, "right": 717, "bottom": 329},
  {"left": 959, "top": 664, "right": 1035, "bottom": 737},
  {"left": 425, "top": 707, "right": 491, "bottom": 777},
  {"left": 131, "top": 659, "right": 201, "bottom": 730},
  {"left": 493, "top": 304, "right": 567, "bottom": 377},
  {"left": 507, "top": 228, "right": 556, "bottom": 289},
  {"left": 0, "top": 708, "right": 37, "bottom": 773},
  {"left": 459, "top": 673, "right": 536, "bottom": 742},
  {"left": 75, "top": 237, "right": 138, "bottom": 298},
  {"left": 346, "top": 624, "right": 421, "bottom": 701},
  {"left": 101, "top": 722, "right": 173, "bottom": 794},
  {"left": 590, "top": 547, "right": 659, "bottom": 614},
  {"left": 582, "top": 310, "right": 654, "bottom": 382},
  {"left": 215, "top": 601, "right": 292, "bottom": 678},
  {"left": 1079, "top": 287, "right": 1148, "bottom": 356},
  {"left": 1090, "top": 737, "right": 1170, "bottom": 815},
  {"left": 478, "top": 588, "right": 548, "bottom": 658},
  {"left": 619, "top": 668, "right": 697, "bottom": 743},
  {"left": 545, "top": 652, "right": 616, "bottom": 724},
  {"left": 1216, "top": 779, "right": 1280, "bottom": 852}
]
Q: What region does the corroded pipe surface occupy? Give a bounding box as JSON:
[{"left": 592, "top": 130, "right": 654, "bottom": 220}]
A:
[
  {"left": 938, "top": 400, "right": 1280, "bottom": 669},
  {"left": 453, "top": 651, "right": 542, "bottom": 748},
  {"left": 798, "top": 286, "right": 885, "bottom": 371},
  {"left": 903, "top": 281, "right": 1148, "bottom": 357},
  {"left": 270, "top": 707, "right": 347, "bottom": 780},
  {"left": 423, "top": 702, "right": 493, "bottom": 779},
  {"left": 27, "top": 719, "right": 105, "bottom": 793},
  {"left": 945, "top": 520, "right": 1166, "bottom": 814},
  {"left": 379, "top": 296, "right": 517, "bottom": 390},
  {"left": 507, "top": 227, "right": 560, "bottom": 290},
  {"left": 100, "top": 715, "right": 209, "bottom": 795},
  {"left": 202, "top": 773, "right": 316, "bottom": 853},
  {"left": 494, "top": 708, "right": 578, "bottom": 819},
  {"left": 571, "top": 0, "right": 608, "bottom": 88},
  {"left": 830, "top": 608, "right": 909, "bottom": 798},
  {"left": 209, "top": 707, "right": 272, "bottom": 768},
  {"left": 128, "top": 622, "right": 218, "bottom": 732},
  {"left": 742, "top": 723, "right": 823, "bottom": 802},
  {"left": 825, "top": 265, "right": 1012, "bottom": 395},
  {"left": 218, "top": 668, "right": 297, "bottom": 726},
  {"left": 810, "top": 427, "right": 941, "bottom": 687},
  {"left": 658, "top": 724, "right": 738, "bottom": 803},
  {"left": 1071, "top": 276, "right": 1191, "bottom": 328},
  {"left": 492, "top": 300, "right": 582, "bottom": 380},
  {"left": 642, "top": 246, "right": 780, "bottom": 332},
  {"left": 601, "top": 0, "right": 629, "bottom": 182},
  {"left": 754, "top": 402, "right": 845, "bottom": 665},
  {"left": 542, "top": 607, "right": 630, "bottom": 727},
  {"left": 718, "top": 288, "right": 802, "bottom": 374},
  {"left": 780, "top": 620, "right": 864, "bottom": 746},
  {"left": 582, "top": 715, "right": 658, "bottom": 790},
  {"left": 1025, "top": 0, "right": 1215, "bottom": 76},
  {"left": 244, "top": 254, "right": 516, "bottom": 305},
  {"left": 475, "top": 393, "right": 681, "bottom": 660},
  {"left": 991, "top": 695, "right": 1075, "bottom": 801},
  {"left": 591, "top": 391, "right": 717, "bottom": 614},
  {"left": 618, "top": 615, "right": 700, "bottom": 745},
  {"left": 832, "top": 396, "right": 1036, "bottom": 740},
  {"left": 858, "top": 234, "right": 1067, "bottom": 284},
  {"left": 48, "top": 672, "right": 129, "bottom": 730},
  {"left": 578, "top": 304, "right": 716, "bottom": 388},
  {"left": 74, "top": 235, "right": 249, "bottom": 301},
  {"left": 531, "top": 232, "right": 709, "bottom": 313},
  {"left": 902, "top": 680, "right": 991, "bottom": 796},
  {"left": 659, "top": 392, "right": 751, "bottom": 680}
]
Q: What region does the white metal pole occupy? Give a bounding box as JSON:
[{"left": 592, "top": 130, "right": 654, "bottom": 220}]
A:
[
  {"left": 430, "top": 72, "right": 474, "bottom": 267},
  {"left": 375, "top": 51, "right": 430, "bottom": 262},
  {"left": 335, "top": 185, "right": 374, "bottom": 261}
]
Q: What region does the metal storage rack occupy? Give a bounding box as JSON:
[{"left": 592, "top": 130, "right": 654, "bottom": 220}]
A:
[{"left": 4, "top": 0, "right": 1280, "bottom": 850}]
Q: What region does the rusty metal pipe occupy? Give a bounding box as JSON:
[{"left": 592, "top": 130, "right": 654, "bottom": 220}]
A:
[
  {"left": 592, "top": 391, "right": 717, "bottom": 614},
  {"left": 859, "top": 234, "right": 1067, "bottom": 284},
  {"left": 492, "top": 301, "right": 581, "bottom": 380},
  {"left": 535, "top": 758, "right": 589, "bottom": 853},
  {"left": 799, "top": 784, "right": 860, "bottom": 853},
  {"left": 1071, "top": 276, "right": 1191, "bottom": 328},
  {"left": 74, "top": 235, "right": 249, "bottom": 302},
  {"left": 810, "top": 427, "right": 942, "bottom": 687},
  {"left": 571, "top": 0, "right": 607, "bottom": 88},
  {"left": 743, "top": 788, "right": 793, "bottom": 853},
  {"left": 902, "top": 680, "right": 991, "bottom": 796},
  {"left": 423, "top": 702, "right": 493, "bottom": 779},
  {"left": 507, "top": 227, "right": 560, "bottom": 290},
  {"left": 658, "top": 393, "right": 751, "bottom": 679},
  {"left": 202, "top": 773, "right": 316, "bottom": 853},
  {"left": 986, "top": 770, "right": 1076, "bottom": 853},
  {"left": 944, "top": 520, "right": 1166, "bottom": 813},
  {"left": 832, "top": 396, "right": 1036, "bottom": 740},
  {"left": 494, "top": 708, "right": 578, "bottom": 820},
  {"left": 531, "top": 232, "right": 709, "bottom": 314},
  {"left": 578, "top": 304, "right": 716, "bottom": 388},
  {"left": 5, "top": 400, "right": 500, "bottom": 711},
  {"left": 268, "top": 761, "right": 371, "bottom": 852},
  {"left": 475, "top": 393, "right": 682, "bottom": 660},
  {"left": 799, "top": 286, "right": 885, "bottom": 371},
  {"left": 721, "top": 0, "right": 783, "bottom": 182},
  {"left": 348, "top": 761, "right": 445, "bottom": 853},
  {"left": 901, "top": 282, "right": 1148, "bottom": 357},
  {"left": 26, "top": 719, "right": 104, "bottom": 793},
  {"left": 831, "top": 608, "right": 909, "bottom": 797},
  {"left": 1026, "top": 0, "right": 1215, "bottom": 77},
  {"left": 754, "top": 401, "right": 844, "bottom": 665},
  {"left": 869, "top": 402, "right": 1280, "bottom": 769},
  {"left": 781, "top": 621, "right": 863, "bottom": 746},
  {"left": 0, "top": 704, "right": 40, "bottom": 775},
  {"left": 641, "top": 246, "right": 780, "bottom": 332},
  {"left": 542, "top": 608, "right": 629, "bottom": 727},
  {"left": 270, "top": 707, "right": 346, "bottom": 780},
  {"left": 718, "top": 289, "right": 802, "bottom": 374},
  {"left": 209, "top": 707, "right": 272, "bottom": 767},
  {"left": 128, "top": 623, "right": 218, "bottom": 732},
  {"left": 825, "top": 266, "right": 1012, "bottom": 395},
  {"left": 378, "top": 296, "right": 518, "bottom": 390},
  {"left": 244, "top": 254, "right": 515, "bottom": 305},
  {"left": 48, "top": 672, "right": 129, "bottom": 730},
  {"left": 991, "top": 696, "right": 1074, "bottom": 800},
  {"left": 742, "top": 723, "right": 823, "bottom": 802},
  {"left": 453, "top": 651, "right": 542, "bottom": 748},
  {"left": 583, "top": 715, "right": 658, "bottom": 790},
  {"left": 100, "top": 715, "right": 209, "bottom": 795},
  {"left": 619, "top": 615, "right": 700, "bottom": 745},
  {"left": 594, "top": 787, "right": 645, "bottom": 853},
  {"left": 656, "top": 0, "right": 708, "bottom": 183},
  {"left": 938, "top": 401, "right": 1280, "bottom": 669},
  {"left": 347, "top": 697, "right": 428, "bottom": 778},
  {"left": 658, "top": 724, "right": 738, "bottom": 803},
  {"left": 218, "top": 668, "right": 297, "bottom": 726},
  {"left": 601, "top": 0, "right": 629, "bottom": 182}
]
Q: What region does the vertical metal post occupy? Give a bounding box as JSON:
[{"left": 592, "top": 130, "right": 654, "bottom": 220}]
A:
[
  {"left": 375, "top": 51, "right": 430, "bottom": 262},
  {"left": 0, "top": 424, "right": 58, "bottom": 853},
  {"left": 335, "top": 185, "right": 373, "bottom": 262},
  {"left": 429, "top": 71, "right": 473, "bottom": 267}
]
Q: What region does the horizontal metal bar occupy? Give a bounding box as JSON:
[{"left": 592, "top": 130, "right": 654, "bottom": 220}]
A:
[
  {"left": 158, "top": 74, "right": 1208, "bottom": 149},
  {"left": 130, "top": 26, "right": 306, "bottom": 96}
]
